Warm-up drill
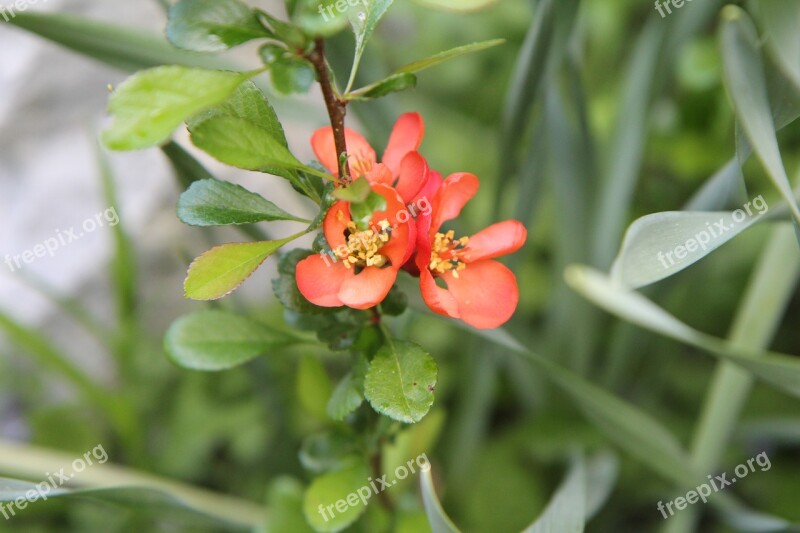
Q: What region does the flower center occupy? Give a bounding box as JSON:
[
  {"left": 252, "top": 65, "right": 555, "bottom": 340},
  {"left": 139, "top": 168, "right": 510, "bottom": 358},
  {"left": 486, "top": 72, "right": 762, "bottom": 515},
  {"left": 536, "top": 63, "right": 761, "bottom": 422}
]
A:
[
  {"left": 348, "top": 154, "right": 374, "bottom": 179},
  {"left": 336, "top": 215, "right": 392, "bottom": 269},
  {"left": 429, "top": 230, "right": 469, "bottom": 278}
]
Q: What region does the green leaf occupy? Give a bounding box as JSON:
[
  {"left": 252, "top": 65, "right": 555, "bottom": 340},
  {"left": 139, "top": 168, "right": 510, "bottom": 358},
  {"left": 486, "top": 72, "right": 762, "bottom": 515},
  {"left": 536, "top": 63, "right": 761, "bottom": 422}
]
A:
[
  {"left": 720, "top": 6, "right": 800, "bottom": 226},
  {"left": 265, "top": 478, "right": 316, "bottom": 533},
  {"left": 167, "top": 0, "right": 270, "bottom": 53},
  {"left": 303, "top": 459, "right": 371, "bottom": 532},
  {"left": 522, "top": 457, "right": 585, "bottom": 533},
  {"left": 184, "top": 237, "right": 299, "bottom": 300},
  {"left": 273, "top": 250, "right": 336, "bottom": 315},
  {"left": 590, "top": 18, "right": 666, "bottom": 267},
  {"left": 410, "top": 0, "right": 499, "bottom": 11},
  {"left": 271, "top": 57, "right": 316, "bottom": 95},
  {"left": 420, "top": 468, "right": 461, "bottom": 533},
  {"left": 165, "top": 310, "right": 296, "bottom": 371},
  {"left": 393, "top": 39, "right": 504, "bottom": 75},
  {"left": 8, "top": 12, "right": 233, "bottom": 72},
  {"left": 609, "top": 206, "right": 767, "bottom": 289},
  {"left": 298, "top": 355, "right": 334, "bottom": 420},
  {"left": 350, "top": 190, "right": 387, "bottom": 230},
  {"left": 347, "top": 73, "right": 417, "bottom": 101},
  {"left": 189, "top": 115, "right": 307, "bottom": 173},
  {"left": 760, "top": 0, "right": 800, "bottom": 91},
  {"left": 196, "top": 81, "right": 289, "bottom": 145},
  {"left": 345, "top": 0, "right": 395, "bottom": 92},
  {"left": 331, "top": 178, "right": 372, "bottom": 202},
  {"left": 522, "top": 453, "right": 618, "bottom": 532},
  {"left": 161, "top": 141, "right": 218, "bottom": 189},
  {"left": 364, "top": 340, "right": 437, "bottom": 423},
  {"left": 299, "top": 431, "right": 359, "bottom": 473},
  {"left": 292, "top": 0, "right": 350, "bottom": 38},
  {"left": 178, "top": 179, "right": 307, "bottom": 226},
  {"left": 0, "top": 477, "right": 260, "bottom": 528},
  {"left": 102, "top": 66, "right": 251, "bottom": 150},
  {"left": 565, "top": 264, "right": 800, "bottom": 401},
  {"left": 327, "top": 355, "right": 368, "bottom": 420},
  {"left": 436, "top": 316, "right": 695, "bottom": 486}
]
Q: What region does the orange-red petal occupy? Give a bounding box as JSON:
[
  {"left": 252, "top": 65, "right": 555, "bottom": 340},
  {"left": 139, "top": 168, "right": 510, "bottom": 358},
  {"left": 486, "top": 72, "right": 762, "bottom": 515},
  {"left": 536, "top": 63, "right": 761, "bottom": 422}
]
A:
[
  {"left": 393, "top": 152, "right": 430, "bottom": 205},
  {"left": 431, "top": 173, "right": 479, "bottom": 235},
  {"left": 419, "top": 267, "right": 460, "bottom": 319},
  {"left": 370, "top": 184, "right": 416, "bottom": 266},
  {"left": 338, "top": 266, "right": 398, "bottom": 309},
  {"left": 442, "top": 260, "right": 519, "bottom": 329},
  {"left": 322, "top": 201, "right": 351, "bottom": 252},
  {"left": 462, "top": 220, "right": 527, "bottom": 263},
  {"left": 296, "top": 254, "right": 354, "bottom": 307},
  {"left": 311, "top": 127, "right": 376, "bottom": 178},
  {"left": 382, "top": 113, "right": 425, "bottom": 176}
]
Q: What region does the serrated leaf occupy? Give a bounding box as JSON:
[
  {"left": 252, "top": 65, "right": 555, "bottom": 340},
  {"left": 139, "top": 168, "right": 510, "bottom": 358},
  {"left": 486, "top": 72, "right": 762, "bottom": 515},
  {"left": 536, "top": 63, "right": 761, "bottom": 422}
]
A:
[
  {"left": 189, "top": 115, "right": 307, "bottom": 172},
  {"left": 102, "top": 66, "right": 251, "bottom": 151},
  {"left": 393, "top": 39, "right": 504, "bottom": 75},
  {"left": 364, "top": 340, "right": 437, "bottom": 423},
  {"left": 185, "top": 237, "right": 298, "bottom": 300},
  {"left": 165, "top": 310, "right": 296, "bottom": 371},
  {"left": 346, "top": 0, "right": 394, "bottom": 91},
  {"left": 178, "top": 179, "right": 307, "bottom": 226},
  {"left": 167, "top": 0, "right": 269, "bottom": 53},
  {"left": 303, "top": 459, "right": 371, "bottom": 532},
  {"left": 327, "top": 355, "right": 368, "bottom": 420}
]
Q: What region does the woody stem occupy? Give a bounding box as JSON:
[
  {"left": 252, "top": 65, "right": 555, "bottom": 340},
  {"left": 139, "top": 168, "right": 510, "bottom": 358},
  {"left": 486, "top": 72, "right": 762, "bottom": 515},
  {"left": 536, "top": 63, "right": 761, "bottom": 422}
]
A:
[{"left": 307, "top": 38, "right": 350, "bottom": 184}]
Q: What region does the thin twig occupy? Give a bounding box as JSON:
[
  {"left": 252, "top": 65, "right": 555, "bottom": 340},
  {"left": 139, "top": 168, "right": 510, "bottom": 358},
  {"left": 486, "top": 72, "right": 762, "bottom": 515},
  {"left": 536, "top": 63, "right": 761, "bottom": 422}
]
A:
[{"left": 307, "top": 38, "right": 350, "bottom": 184}]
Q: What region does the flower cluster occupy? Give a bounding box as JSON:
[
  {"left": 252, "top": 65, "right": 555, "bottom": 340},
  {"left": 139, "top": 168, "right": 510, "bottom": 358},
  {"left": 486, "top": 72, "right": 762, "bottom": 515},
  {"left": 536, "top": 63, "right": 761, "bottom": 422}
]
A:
[{"left": 296, "top": 113, "right": 527, "bottom": 329}]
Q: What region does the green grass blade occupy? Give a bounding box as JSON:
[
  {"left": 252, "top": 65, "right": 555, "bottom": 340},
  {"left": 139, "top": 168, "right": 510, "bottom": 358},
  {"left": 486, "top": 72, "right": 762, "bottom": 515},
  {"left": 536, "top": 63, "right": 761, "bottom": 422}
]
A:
[{"left": 8, "top": 12, "right": 233, "bottom": 72}]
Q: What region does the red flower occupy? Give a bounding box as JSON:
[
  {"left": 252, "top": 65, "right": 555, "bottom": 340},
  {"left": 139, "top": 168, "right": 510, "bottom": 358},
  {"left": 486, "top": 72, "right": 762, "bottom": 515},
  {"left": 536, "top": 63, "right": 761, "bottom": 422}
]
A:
[
  {"left": 296, "top": 184, "right": 416, "bottom": 310},
  {"left": 414, "top": 173, "right": 527, "bottom": 329},
  {"left": 311, "top": 113, "right": 430, "bottom": 204}
]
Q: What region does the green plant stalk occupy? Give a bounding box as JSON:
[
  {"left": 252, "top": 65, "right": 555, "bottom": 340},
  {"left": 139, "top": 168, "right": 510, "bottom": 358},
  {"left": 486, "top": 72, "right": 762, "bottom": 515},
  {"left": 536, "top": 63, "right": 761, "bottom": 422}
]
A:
[
  {"left": 663, "top": 224, "right": 800, "bottom": 533},
  {"left": 0, "top": 438, "right": 266, "bottom": 528}
]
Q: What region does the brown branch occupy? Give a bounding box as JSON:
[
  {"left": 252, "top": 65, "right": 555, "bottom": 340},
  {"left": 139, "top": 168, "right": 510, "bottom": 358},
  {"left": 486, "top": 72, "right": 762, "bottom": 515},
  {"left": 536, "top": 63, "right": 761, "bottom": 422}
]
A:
[
  {"left": 307, "top": 38, "right": 350, "bottom": 184},
  {"left": 370, "top": 450, "right": 395, "bottom": 511}
]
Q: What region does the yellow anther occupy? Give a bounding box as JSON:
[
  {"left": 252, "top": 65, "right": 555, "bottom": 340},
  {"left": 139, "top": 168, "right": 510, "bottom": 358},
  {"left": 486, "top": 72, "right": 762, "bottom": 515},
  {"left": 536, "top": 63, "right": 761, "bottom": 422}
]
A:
[
  {"left": 429, "top": 231, "right": 469, "bottom": 276},
  {"left": 338, "top": 218, "right": 392, "bottom": 269}
]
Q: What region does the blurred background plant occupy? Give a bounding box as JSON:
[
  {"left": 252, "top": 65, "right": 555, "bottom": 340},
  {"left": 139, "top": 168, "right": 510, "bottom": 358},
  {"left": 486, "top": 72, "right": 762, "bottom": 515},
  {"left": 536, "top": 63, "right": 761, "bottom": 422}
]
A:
[{"left": 1, "top": 0, "right": 800, "bottom": 532}]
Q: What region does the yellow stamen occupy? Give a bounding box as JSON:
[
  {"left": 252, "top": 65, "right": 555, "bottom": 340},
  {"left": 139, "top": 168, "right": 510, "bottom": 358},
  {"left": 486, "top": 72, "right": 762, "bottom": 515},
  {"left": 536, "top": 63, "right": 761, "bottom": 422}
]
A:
[
  {"left": 429, "top": 231, "right": 469, "bottom": 276},
  {"left": 337, "top": 219, "right": 392, "bottom": 269}
]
